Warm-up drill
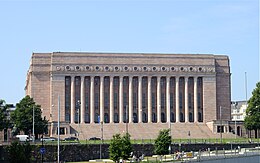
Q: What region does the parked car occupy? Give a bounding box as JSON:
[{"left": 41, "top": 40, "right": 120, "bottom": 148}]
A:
[
  {"left": 16, "top": 135, "right": 31, "bottom": 142},
  {"left": 89, "top": 137, "right": 101, "bottom": 140},
  {"left": 40, "top": 137, "right": 56, "bottom": 142},
  {"left": 64, "top": 136, "right": 79, "bottom": 141}
]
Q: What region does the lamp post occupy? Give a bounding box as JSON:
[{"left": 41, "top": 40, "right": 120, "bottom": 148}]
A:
[
  {"left": 169, "top": 118, "right": 171, "bottom": 154},
  {"left": 58, "top": 95, "right": 60, "bottom": 163},
  {"left": 41, "top": 134, "right": 43, "bottom": 163},
  {"left": 188, "top": 131, "right": 191, "bottom": 144},
  {"left": 126, "top": 105, "right": 128, "bottom": 134},
  {"left": 220, "top": 106, "right": 222, "bottom": 143},
  {"left": 32, "top": 106, "right": 35, "bottom": 143},
  {"left": 100, "top": 120, "right": 103, "bottom": 159}
]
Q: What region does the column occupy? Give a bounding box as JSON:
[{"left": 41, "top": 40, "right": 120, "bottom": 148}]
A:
[
  {"left": 138, "top": 76, "right": 142, "bottom": 123},
  {"left": 175, "top": 76, "right": 180, "bottom": 122},
  {"left": 129, "top": 76, "right": 133, "bottom": 123},
  {"left": 109, "top": 76, "right": 114, "bottom": 123},
  {"left": 166, "top": 76, "right": 170, "bottom": 123},
  {"left": 119, "top": 76, "right": 123, "bottom": 123},
  {"left": 70, "top": 76, "right": 75, "bottom": 124},
  {"left": 157, "top": 76, "right": 161, "bottom": 123},
  {"left": 90, "top": 76, "right": 94, "bottom": 123},
  {"left": 100, "top": 76, "right": 104, "bottom": 123},
  {"left": 147, "top": 76, "right": 152, "bottom": 123},
  {"left": 194, "top": 76, "right": 198, "bottom": 123},
  {"left": 185, "top": 77, "right": 189, "bottom": 123},
  {"left": 80, "top": 76, "right": 85, "bottom": 124}
]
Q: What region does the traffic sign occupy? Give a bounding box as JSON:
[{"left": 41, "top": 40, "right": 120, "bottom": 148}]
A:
[{"left": 40, "top": 147, "right": 45, "bottom": 154}]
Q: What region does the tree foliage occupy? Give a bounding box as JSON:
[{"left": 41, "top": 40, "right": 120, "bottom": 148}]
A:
[
  {"left": 121, "top": 133, "right": 132, "bottom": 160},
  {"left": 109, "top": 134, "right": 122, "bottom": 162},
  {"left": 245, "top": 82, "right": 260, "bottom": 130},
  {"left": 154, "top": 129, "right": 171, "bottom": 155},
  {"left": 0, "top": 99, "right": 9, "bottom": 131},
  {"left": 7, "top": 141, "right": 32, "bottom": 163},
  {"left": 11, "top": 96, "right": 48, "bottom": 137},
  {"left": 109, "top": 133, "right": 132, "bottom": 162}
]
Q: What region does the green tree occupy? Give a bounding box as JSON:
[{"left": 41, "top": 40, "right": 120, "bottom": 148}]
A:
[
  {"left": 245, "top": 82, "right": 260, "bottom": 132},
  {"left": 109, "top": 133, "right": 132, "bottom": 162},
  {"left": 0, "top": 99, "right": 9, "bottom": 131},
  {"left": 109, "top": 134, "right": 122, "bottom": 162},
  {"left": 121, "top": 133, "right": 133, "bottom": 160},
  {"left": 7, "top": 141, "right": 32, "bottom": 163},
  {"left": 154, "top": 129, "right": 171, "bottom": 155},
  {"left": 11, "top": 96, "right": 48, "bottom": 138}
]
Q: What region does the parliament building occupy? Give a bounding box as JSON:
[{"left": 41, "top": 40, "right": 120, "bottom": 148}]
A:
[{"left": 25, "top": 52, "right": 232, "bottom": 139}]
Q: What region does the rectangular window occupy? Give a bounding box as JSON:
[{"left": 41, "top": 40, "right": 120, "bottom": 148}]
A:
[
  {"left": 170, "top": 93, "right": 173, "bottom": 108},
  {"left": 95, "top": 93, "right": 99, "bottom": 105},
  {"left": 114, "top": 78, "right": 118, "bottom": 86},
  {"left": 57, "top": 127, "right": 65, "bottom": 135},
  {"left": 123, "top": 93, "right": 127, "bottom": 106},
  {"left": 152, "top": 93, "right": 155, "bottom": 108},
  {"left": 133, "top": 93, "right": 137, "bottom": 108},
  {"left": 65, "top": 76, "right": 71, "bottom": 122},
  {"left": 161, "top": 94, "right": 165, "bottom": 108},
  {"left": 198, "top": 93, "right": 201, "bottom": 106},
  {"left": 114, "top": 93, "right": 118, "bottom": 107},
  {"left": 105, "top": 93, "right": 109, "bottom": 106},
  {"left": 188, "top": 93, "right": 192, "bottom": 108},
  {"left": 142, "top": 93, "right": 146, "bottom": 107},
  {"left": 85, "top": 95, "right": 89, "bottom": 106},
  {"left": 179, "top": 92, "right": 182, "bottom": 108}
]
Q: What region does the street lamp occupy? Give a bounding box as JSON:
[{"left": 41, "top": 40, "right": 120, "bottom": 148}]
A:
[
  {"left": 32, "top": 106, "right": 35, "bottom": 143},
  {"left": 169, "top": 117, "right": 171, "bottom": 154},
  {"left": 220, "top": 106, "right": 222, "bottom": 143},
  {"left": 188, "top": 131, "right": 191, "bottom": 144},
  {"left": 100, "top": 120, "right": 103, "bottom": 159},
  {"left": 126, "top": 105, "right": 128, "bottom": 134}
]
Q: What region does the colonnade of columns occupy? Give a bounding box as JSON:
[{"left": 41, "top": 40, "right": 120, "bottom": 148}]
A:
[{"left": 66, "top": 75, "right": 203, "bottom": 124}]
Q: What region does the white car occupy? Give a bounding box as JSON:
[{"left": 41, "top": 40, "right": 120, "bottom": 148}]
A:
[
  {"left": 40, "top": 137, "right": 56, "bottom": 142},
  {"left": 16, "top": 135, "right": 31, "bottom": 142}
]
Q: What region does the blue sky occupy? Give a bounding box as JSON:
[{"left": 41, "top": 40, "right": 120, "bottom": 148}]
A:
[{"left": 0, "top": 0, "right": 259, "bottom": 104}]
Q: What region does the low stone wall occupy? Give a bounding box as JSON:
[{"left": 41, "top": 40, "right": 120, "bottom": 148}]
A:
[{"left": 0, "top": 143, "right": 259, "bottom": 162}]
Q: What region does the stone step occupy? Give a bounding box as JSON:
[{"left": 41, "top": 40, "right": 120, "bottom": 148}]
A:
[{"left": 67, "top": 123, "right": 232, "bottom": 140}]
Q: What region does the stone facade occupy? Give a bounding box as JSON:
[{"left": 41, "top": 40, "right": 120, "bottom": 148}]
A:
[{"left": 25, "top": 52, "right": 231, "bottom": 139}]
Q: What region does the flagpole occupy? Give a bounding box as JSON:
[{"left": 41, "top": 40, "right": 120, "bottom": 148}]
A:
[
  {"left": 245, "top": 72, "right": 248, "bottom": 104},
  {"left": 58, "top": 95, "right": 60, "bottom": 163}
]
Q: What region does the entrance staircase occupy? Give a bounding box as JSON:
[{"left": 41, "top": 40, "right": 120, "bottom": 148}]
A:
[{"left": 69, "top": 123, "right": 236, "bottom": 140}]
